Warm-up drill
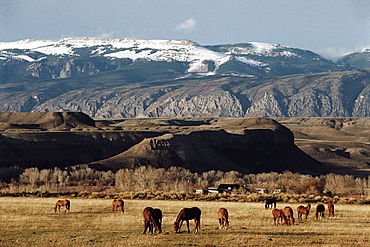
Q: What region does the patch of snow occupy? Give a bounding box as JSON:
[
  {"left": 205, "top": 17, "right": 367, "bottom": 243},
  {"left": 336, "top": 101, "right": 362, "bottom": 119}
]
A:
[
  {"left": 33, "top": 45, "right": 73, "bottom": 55},
  {"left": 187, "top": 60, "right": 208, "bottom": 73},
  {"left": 104, "top": 50, "right": 152, "bottom": 60},
  {"left": 250, "top": 42, "right": 279, "bottom": 53},
  {"left": 12, "top": 55, "right": 35, "bottom": 62},
  {"left": 359, "top": 48, "right": 370, "bottom": 53},
  {"left": 236, "top": 57, "right": 268, "bottom": 67},
  {"left": 0, "top": 39, "right": 58, "bottom": 50},
  {"left": 279, "top": 50, "right": 297, "bottom": 57}
]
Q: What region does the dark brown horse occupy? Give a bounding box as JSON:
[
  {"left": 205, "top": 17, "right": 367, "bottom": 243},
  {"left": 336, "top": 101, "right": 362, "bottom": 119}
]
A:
[
  {"left": 143, "top": 207, "right": 162, "bottom": 234},
  {"left": 54, "top": 199, "right": 70, "bottom": 212},
  {"left": 174, "top": 207, "right": 201, "bottom": 234},
  {"left": 315, "top": 204, "right": 325, "bottom": 220},
  {"left": 328, "top": 202, "right": 334, "bottom": 217},
  {"left": 112, "top": 199, "right": 124, "bottom": 213},
  {"left": 283, "top": 206, "right": 294, "bottom": 225},
  {"left": 218, "top": 208, "right": 229, "bottom": 229},
  {"left": 265, "top": 198, "right": 277, "bottom": 209},
  {"left": 152, "top": 208, "right": 163, "bottom": 233},
  {"left": 272, "top": 209, "right": 287, "bottom": 226},
  {"left": 297, "top": 203, "right": 311, "bottom": 221}
]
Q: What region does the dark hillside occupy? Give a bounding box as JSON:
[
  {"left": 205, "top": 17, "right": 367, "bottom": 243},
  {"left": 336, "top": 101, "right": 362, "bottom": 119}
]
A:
[{"left": 0, "top": 112, "right": 327, "bottom": 175}]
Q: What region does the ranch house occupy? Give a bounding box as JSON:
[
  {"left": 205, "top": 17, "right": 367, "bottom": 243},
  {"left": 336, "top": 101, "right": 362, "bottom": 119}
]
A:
[{"left": 208, "top": 184, "right": 240, "bottom": 194}]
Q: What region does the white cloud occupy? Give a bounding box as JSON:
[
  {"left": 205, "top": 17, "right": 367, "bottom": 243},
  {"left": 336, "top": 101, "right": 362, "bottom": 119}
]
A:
[
  {"left": 96, "top": 28, "right": 115, "bottom": 39},
  {"left": 174, "top": 18, "right": 197, "bottom": 32}
]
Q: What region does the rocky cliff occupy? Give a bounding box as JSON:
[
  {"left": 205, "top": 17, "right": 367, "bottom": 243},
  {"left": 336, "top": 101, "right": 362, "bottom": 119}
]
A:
[{"left": 2, "top": 68, "right": 369, "bottom": 118}]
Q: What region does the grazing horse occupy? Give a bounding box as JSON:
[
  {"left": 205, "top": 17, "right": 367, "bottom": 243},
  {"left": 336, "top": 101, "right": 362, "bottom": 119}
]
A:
[
  {"left": 283, "top": 206, "right": 295, "bottom": 225},
  {"left": 297, "top": 203, "right": 311, "bottom": 221},
  {"left": 328, "top": 202, "right": 334, "bottom": 217},
  {"left": 272, "top": 209, "right": 287, "bottom": 226},
  {"left": 54, "top": 199, "right": 70, "bottom": 212},
  {"left": 265, "top": 198, "right": 277, "bottom": 209},
  {"left": 112, "top": 199, "right": 124, "bottom": 213},
  {"left": 174, "top": 207, "right": 201, "bottom": 234},
  {"left": 218, "top": 208, "right": 229, "bottom": 229},
  {"left": 143, "top": 207, "right": 162, "bottom": 234},
  {"left": 152, "top": 208, "right": 163, "bottom": 233},
  {"left": 315, "top": 204, "right": 325, "bottom": 220}
]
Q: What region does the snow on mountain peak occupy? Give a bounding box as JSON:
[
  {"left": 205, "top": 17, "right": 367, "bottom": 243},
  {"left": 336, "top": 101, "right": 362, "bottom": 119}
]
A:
[{"left": 250, "top": 42, "right": 279, "bottom": 53}]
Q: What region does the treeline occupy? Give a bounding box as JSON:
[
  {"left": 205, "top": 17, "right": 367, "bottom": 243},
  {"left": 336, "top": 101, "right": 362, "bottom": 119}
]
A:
[{"left": 1, "top": 166, "right": 370, "bottom": 197}]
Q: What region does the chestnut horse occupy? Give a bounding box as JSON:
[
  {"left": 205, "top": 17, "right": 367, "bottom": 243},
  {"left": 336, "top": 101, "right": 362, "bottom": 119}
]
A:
[
  {"left": 218, "top": 208, "right": 229, "bottom": 229},
  {"left": 315, "top": 204, "right": 325, "bottom": 220},
  {"left": 328, "top": 202, "right": 334, "bottom": 217},
  {"left": 283, "top": 206, "right": 294, "bottom": 225},
  {"left": 174, "top": 207, "right": 201, "bottom": 234},
  {"left": 265, "top": 198, "right": 277, "bottom": 209},
  {"left": 143, "top": 207, "right": 162, "bottom": 234},
  {"left": 297, "top": 203, "right": 311, "bottom": 221},
  {"left": 272, "top": 209, "right": 287, "bottom": 226},
  {"left": 54, "top": 199, "right": 70, "bottom": 212},
  {"left": 112, "top": 199, "right": 124, "bottom": 213}
]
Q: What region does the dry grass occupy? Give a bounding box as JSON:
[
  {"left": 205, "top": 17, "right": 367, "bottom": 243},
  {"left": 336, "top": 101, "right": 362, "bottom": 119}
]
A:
[{"left": 1, "top": 197, "right": 370, "bottom": 246}]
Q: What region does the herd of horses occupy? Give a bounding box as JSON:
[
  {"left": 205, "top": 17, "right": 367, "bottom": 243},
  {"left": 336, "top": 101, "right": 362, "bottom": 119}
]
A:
[
  {"left": 271, "top": 201, "right": 335, "bottom": 226},
  {"left": 53, "top": 198, "right": 334, "bottom": 233}
]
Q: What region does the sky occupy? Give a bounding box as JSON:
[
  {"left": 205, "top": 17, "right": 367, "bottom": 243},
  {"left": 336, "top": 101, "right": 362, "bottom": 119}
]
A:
[{"left": 1, "top": 0, "right": 369, "bottom": 60}]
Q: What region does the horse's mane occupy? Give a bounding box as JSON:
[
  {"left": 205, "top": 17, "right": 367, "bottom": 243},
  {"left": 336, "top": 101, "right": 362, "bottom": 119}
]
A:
[{"left": 174, "top": 208, "right": 186, "bottom": 224}]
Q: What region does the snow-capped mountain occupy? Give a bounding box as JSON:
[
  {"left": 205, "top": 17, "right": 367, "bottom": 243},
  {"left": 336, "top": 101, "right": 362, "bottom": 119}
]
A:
[
  {"left": 1, "top": 37, "right": 370, "bottom": 119},
  {"left": 0, "top": 37, "right": 343, "bottom": 84}
]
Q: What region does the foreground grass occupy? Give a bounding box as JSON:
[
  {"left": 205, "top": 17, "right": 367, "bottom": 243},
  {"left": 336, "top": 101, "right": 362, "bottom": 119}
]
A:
[{"left": 1, "top": 198, "right": 370, "bottom": 246}]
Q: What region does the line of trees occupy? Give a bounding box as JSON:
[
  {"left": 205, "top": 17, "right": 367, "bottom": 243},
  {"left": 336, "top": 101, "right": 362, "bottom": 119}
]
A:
[{"left": 1, "top": 166, "right": 370, "bottom": 197}]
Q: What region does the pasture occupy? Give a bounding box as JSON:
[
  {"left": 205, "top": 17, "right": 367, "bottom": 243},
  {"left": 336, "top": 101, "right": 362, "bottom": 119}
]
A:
[{"left": 1, "top": 197, "right": 370, "bottom": 247}]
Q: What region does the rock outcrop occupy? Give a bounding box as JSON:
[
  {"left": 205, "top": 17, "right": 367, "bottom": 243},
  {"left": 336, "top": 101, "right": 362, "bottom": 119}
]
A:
[{"left": 2, "top": 69, "right": 369, "bottom": 118}]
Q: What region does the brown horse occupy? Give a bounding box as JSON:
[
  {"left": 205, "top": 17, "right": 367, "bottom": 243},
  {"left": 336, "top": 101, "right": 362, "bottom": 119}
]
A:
[
  {"left": 272, "top": 209, "right": 287, "bottom": 226},
  {"left": 283, "top": 206, "right": 294, "bottom": 225},
  {"left": 218, "top": 208, "right": 229, "bottom": 229},
  {"left": 328, "top": 202, "right": 334, "bottom": 217},
  {"left": 152, "top": 208, "right": 163, "bottom": 233},
  {"left": 112, "top": 199, "right": 124, "bottom": 213},
  {"left": 297, "top": 203, "right": 311, "bottom": 221},
  {"left": 265, "top": 198, "right": 277, "bottom": 209},
  {"left": 143, "top": 207, "right": 162, "bottom": 234},
  {"left": 174, "top": 207, "right": 201, "bottom": 234},
  {"left": 315, "top": 204, "right": 325, "bottom": 220},
  {"left": 54, "top": 199, "right": 70, "bottom": 212}
]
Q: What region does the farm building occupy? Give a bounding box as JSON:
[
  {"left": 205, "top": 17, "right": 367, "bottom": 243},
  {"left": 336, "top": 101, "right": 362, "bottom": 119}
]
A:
[{"left": 208, "top": 184, "right": 240, "bottom": 194}]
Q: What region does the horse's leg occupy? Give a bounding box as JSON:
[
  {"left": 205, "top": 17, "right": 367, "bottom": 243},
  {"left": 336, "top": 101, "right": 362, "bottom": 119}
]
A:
[
  {"left": 186, "top": 220, "right": 190, "bottom": 234},
  {"left": 179, "top": 220, "right": 183, "bottom": 231},
  {"left": 194, "top": 219, "right": 198, "bottom": 234},
  {"left": 143, "top": 220, "right": 148, "bottom": 234},
  {"left": 219, "top": 218, "right": 222, "bottom": 229}
]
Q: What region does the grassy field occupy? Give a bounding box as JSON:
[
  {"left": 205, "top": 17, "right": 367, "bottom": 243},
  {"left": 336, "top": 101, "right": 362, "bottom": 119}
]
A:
[{"left": 1, "top": 197, "right": 370, "bottom": 247}]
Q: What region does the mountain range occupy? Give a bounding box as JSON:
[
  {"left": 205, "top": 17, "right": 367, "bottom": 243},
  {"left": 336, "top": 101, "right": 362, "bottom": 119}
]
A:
[{"left": 1, "top": 38, "right": 370, "bottom": 118}]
